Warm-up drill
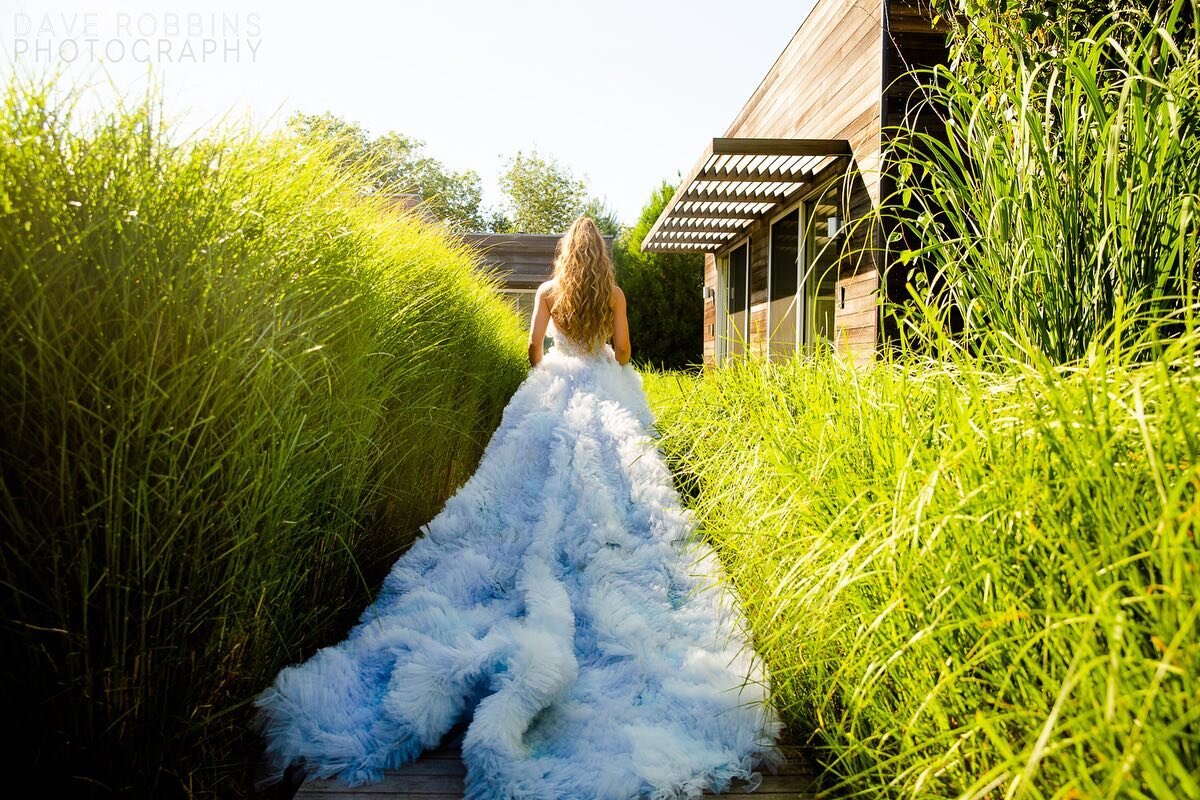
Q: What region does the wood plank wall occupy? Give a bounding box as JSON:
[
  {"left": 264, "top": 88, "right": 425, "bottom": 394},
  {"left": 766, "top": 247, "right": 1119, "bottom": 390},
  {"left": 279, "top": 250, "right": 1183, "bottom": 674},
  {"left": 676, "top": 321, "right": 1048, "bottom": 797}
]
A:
[
  {"left": 459, "top": 233, "right": 614, "bottom": 291},
  {"left": 703, "top": 0, "right": 886, "bottom": 367},
  {"left": 724, "top": 0, "right": 885, "bottom": 206},
  {"left": 837, "top": 169, "right": 882, "bottom": 367}
]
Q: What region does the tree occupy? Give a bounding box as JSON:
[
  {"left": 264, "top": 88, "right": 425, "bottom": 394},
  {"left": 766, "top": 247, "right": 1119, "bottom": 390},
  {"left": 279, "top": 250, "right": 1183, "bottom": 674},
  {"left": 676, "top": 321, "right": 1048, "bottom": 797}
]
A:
[
  {"left": 582, "top": 197, "right": 623, "bottom": 237},
  {"left": 288, "top": 112, "right": 490, "bottom": 231},
  {"left": 612, "top": 181, "right": 704, "bottom": 370},
  {"left": 497, "top": 149, "right": 588, "bottom": 234}
]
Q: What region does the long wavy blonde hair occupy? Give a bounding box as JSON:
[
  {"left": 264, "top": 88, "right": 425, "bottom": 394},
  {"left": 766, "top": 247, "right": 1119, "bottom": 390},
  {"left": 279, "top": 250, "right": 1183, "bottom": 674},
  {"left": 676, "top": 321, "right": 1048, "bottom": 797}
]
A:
[{"left": 547, "top": 215, "right": 615, "bottom": 349}]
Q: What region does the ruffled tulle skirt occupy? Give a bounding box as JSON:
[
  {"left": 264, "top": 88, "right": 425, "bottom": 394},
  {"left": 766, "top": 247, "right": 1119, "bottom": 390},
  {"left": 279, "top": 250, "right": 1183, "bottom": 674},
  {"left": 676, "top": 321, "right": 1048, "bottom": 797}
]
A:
[{"left": 251, "top": 341, "right": 784, "bottom": 799}]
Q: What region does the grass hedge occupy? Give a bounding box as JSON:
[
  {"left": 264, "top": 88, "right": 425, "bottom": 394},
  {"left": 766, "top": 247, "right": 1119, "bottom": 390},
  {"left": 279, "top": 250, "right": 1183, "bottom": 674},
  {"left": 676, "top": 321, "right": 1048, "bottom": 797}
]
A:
[
  {"left": 644, "top": 335, "right": 1199, "bottom": 798},
  {"left": 0, "top": 78, "right": 527, "bottom": 797}
]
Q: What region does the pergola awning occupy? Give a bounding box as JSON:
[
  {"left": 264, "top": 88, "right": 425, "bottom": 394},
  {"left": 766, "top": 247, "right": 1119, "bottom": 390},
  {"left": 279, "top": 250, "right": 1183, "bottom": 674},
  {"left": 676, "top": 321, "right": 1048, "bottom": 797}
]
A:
[{"left": 642, "top": 137, "right": 852, "bottom": 253}]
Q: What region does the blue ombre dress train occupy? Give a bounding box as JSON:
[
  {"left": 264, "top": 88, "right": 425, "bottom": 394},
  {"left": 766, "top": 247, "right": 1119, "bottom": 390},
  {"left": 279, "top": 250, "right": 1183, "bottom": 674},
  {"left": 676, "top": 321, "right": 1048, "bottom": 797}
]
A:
[{"left": 251, "top": 327, "right": 784, "bottom": 799}]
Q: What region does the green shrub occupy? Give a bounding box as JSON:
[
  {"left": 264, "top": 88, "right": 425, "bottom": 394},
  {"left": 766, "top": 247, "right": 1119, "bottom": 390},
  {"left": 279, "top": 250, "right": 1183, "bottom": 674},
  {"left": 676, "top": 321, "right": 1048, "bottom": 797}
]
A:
[
  {"left": 613, "top": 181, "right": 704, "bottom": 371},
  {"left": 0, "top": 77, "right": 526, "bottom": 797},
  {"left": 644, "top": 329, "right": 1200, "bottom": 797}
]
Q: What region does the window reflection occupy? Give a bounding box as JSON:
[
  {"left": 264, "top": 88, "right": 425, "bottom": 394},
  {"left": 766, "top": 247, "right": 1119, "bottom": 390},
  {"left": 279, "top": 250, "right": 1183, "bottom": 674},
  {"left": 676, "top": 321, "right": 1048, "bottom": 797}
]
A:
[
  {"left": 805, "top": 185, "right": 839, "bottom": 348},
  {"left": 769, "top": 210, "right": 799, "bottom": 359},
  {"left": 724, "top": 243, "right": 748, "bottom": 357}
]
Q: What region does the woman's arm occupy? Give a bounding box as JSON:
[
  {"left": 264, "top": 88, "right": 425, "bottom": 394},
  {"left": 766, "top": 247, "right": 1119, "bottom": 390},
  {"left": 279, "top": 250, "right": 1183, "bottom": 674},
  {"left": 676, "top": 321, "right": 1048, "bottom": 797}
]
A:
[
  {"left": 528, "top": 282, "right": 552, "bottom": 368},
  {"left": 611, "top": 286, "right": 631, "bottom": 366}
]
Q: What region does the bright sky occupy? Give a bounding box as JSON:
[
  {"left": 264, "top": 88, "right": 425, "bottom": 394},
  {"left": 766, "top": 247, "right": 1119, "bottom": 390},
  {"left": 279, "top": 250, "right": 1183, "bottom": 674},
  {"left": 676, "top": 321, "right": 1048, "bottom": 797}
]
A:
[{"left": 1, "top": 0, "right": 817, "bottom": 226}]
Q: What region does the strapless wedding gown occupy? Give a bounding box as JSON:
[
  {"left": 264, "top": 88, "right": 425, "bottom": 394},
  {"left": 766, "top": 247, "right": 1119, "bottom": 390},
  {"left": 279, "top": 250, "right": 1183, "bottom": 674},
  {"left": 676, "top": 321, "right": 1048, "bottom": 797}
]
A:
[{"left": 251, "top": 325, "right": 784, "bottom": 800}]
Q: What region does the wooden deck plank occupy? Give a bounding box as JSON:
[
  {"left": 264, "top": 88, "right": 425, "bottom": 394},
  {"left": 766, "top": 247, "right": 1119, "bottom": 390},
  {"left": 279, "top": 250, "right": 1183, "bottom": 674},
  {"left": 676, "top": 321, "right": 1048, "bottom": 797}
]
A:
[
  {"left": 299, "top": 768, "right": 818, "bottom": 794},
  {"left": 298, "top": 796, "right": 816, "bottom": 800},
  {"left": 295, "top": 728, "right": 820, "bottom": 799}
]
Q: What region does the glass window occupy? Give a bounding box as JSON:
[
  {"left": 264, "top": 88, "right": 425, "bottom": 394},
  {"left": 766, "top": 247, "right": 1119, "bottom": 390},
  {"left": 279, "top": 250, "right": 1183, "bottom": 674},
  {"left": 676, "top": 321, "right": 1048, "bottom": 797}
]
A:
[
  {"left": 500, "top": 289, "right": 553, "bottom": 350},
  {"left": 770, "top": 211, "right": 799, "bottom": 301},
  {"left": 769, "top": 210, "right": 800, "bottom": 358},
  {"left": 724, "top": 243, "right": 748, "bottom": 356},
  {"left": 805, "top": 184, "right": 840, "bottom": 348},
  {"left": 728, "top": 244, "right": 747, "bottom": 313}
]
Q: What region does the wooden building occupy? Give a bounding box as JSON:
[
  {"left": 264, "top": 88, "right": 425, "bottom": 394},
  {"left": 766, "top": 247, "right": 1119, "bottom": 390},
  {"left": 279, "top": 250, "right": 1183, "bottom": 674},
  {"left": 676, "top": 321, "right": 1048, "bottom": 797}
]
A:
[
  {"left": 642, "top": 0, "right": 948, "bottom": 367},
  {"left": 381, "top": 192, "right": 440, "bottom": 224},
  {"left": 383, "top": 194, "right": 615, "bottom": 329},
  {"left": 459, "top": 233, "right": 615, "bottom": 328}
]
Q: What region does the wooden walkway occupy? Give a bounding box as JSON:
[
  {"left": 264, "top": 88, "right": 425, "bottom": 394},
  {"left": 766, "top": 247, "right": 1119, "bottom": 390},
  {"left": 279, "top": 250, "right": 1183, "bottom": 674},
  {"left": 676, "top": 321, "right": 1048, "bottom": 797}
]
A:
[{"left": 295, "top": 723, "right": 819, "bottom": 799}]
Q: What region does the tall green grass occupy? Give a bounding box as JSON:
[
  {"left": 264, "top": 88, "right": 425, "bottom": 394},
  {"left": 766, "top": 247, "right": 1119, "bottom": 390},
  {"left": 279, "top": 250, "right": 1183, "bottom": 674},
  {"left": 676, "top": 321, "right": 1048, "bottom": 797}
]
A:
[
  {"left": 881, "top": 0, "right": 1199, "bottom": 362},
  {"left": 644, "top": 329, "right": 1199, "bottom": 798},
  {"left": 643, "top": 3, "right": 1200, "bottom": 795},
  {"left": 0, "top": 77, "right": 526, "bottom": 797}
]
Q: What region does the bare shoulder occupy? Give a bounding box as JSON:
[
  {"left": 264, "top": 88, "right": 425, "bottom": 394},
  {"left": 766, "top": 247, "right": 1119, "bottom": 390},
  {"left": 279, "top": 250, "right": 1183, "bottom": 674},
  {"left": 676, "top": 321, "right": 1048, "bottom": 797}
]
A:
[
  {"left": 537, "top": 279, "right": 556, "bottom": 300},
  {"left": 611, "top": 284, "right": 626, "bottom": 307}
]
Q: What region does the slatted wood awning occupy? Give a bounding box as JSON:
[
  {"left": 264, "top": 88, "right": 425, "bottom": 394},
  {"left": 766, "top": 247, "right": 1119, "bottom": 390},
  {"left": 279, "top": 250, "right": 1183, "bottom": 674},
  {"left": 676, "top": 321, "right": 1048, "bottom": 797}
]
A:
[{"left": 642, "top": 138, "right": 852, "bottom": 253}]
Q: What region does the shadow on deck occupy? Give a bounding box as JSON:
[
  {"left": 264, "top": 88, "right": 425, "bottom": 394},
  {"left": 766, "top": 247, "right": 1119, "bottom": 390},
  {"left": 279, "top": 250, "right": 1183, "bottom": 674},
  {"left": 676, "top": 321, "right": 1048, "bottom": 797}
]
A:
[{"left": 292, "top": 722, "right": 820, "bottom": 799}]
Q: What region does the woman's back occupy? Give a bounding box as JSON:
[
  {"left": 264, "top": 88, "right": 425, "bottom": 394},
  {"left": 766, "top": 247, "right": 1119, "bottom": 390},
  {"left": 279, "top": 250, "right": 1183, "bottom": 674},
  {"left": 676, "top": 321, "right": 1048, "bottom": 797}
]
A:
[
  {"left": 528, "top": 218, "right": 630, "bottom": 368},
  {"left": 540, "top": 278, "right": 624, "bottom": 338}
]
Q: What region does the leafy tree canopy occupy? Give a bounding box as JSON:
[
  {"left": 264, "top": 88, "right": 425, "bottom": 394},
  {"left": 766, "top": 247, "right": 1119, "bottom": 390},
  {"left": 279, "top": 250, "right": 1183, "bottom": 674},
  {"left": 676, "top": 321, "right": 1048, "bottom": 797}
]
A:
[
  {"left": 928, "top": 0, "right": 1182, "bottom": 90},
  {"left": 288, "top": 111, "right": 489, "bottom": 231},
  {"left": 583, "top": 197, "right": 623, "bottom": 237},
  {"left": 496, "top": 149, "right": 587, "bottom": 234},
  {"left": 612, "top": 180, "right": 704, "bottom": 371},
  {"left": 496, "top": 149, "right": 621, "bottom": 236},
  {"left": 288, "top": 117, "right": 625, "bottom": 238}
]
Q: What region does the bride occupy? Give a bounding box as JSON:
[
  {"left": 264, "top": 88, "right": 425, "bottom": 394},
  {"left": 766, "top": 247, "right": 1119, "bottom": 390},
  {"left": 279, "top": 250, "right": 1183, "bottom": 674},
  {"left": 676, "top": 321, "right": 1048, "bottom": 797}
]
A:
[{"left": 251, "top": 215, "right": 784, "bottom": 799}]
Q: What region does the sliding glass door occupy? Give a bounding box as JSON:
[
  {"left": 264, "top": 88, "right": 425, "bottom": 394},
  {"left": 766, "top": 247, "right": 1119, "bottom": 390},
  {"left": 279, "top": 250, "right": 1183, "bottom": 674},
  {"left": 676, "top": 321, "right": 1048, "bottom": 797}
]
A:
[
  {"left": 713, "top": 180, "right": 842, "bottom": 366},
  {"left": 763, "top": 180, "right": 842, "bottom": 360}
]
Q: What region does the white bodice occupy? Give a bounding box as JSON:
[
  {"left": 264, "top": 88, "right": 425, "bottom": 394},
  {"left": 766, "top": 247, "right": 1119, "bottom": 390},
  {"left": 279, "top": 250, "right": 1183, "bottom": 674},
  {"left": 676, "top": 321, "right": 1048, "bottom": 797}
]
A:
[{"left": 547, "top": 320, "right": 609, "bottom": 360}]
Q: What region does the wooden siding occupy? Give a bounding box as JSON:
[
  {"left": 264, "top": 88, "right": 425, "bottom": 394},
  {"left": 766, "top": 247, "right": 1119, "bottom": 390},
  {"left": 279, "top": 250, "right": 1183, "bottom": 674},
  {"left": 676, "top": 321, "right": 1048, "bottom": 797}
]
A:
[
  {"left": 749, "top": 306, "right": 769, "bottom": 358},
  {"left": 835, "top": 269, "right": 880, "bottom": 365},
  {"left": 834, "top": 168, "right": 881, "bottom": 364},
  {"left": 696, "top": 0, "right": 949, "bottom": 364},
  {"left": 724, "top": 0, "right": 885, "bottom": 207},
  {"left": 702, "top": 0, "right": 886, "bottom": 365},
  {"left": 458, "top": 234, "right": 614, "bottom": 292}
]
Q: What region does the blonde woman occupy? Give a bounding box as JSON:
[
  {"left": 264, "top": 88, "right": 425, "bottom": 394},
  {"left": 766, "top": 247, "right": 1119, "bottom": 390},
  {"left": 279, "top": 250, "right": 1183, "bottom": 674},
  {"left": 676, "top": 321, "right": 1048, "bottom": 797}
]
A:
[
  {"left": 528, "top": 215, "right": 631, "bottom": 368},
  {"left": 252, "top": 215, "right": 783, "bottom": 799}
]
